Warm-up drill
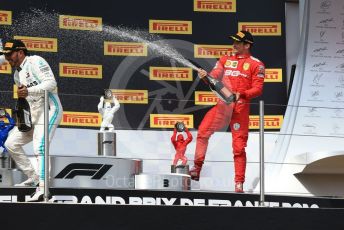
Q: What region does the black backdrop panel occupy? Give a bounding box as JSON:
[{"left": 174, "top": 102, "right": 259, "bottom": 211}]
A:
[{"left": 0, "top": 0, "right": 287, "bottom": 130}]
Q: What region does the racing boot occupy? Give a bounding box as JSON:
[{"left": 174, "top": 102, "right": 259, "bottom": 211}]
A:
[
  {"left": 15, "top": 174, "right": 39, "bottom": 187},
  {"left": 26, "top": 187, "right": 44, "bottom": 202},
  {"left": 189, "top": 166, "right": 201, "bottom": 181},
  {"left": 235, "top": 182, "right": 244, "bottom": 193}
]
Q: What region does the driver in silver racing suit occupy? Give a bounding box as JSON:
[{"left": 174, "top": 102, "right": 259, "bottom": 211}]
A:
[{"left": 1, "top": 39, "right": 63, "bottom": 202}]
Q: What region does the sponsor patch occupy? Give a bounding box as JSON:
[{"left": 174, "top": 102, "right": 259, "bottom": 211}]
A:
[
  {"left": 224, "top": 60, "right": 238, "bottom": 68},
  {"left": 233, "top": 123, "right": 240, "bottom": 130},
  {"left": 243, "top": 63, "right": 250, "bottom": 71}
]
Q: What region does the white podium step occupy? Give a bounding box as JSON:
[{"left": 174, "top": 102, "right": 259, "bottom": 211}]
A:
[
  {"left": 50, "top": 155, "right": 142, "bottom": 189},
  {"left": 0, "top": 169, "right": 25, "bottom": 187},
  {"left": 135, "top": 173, "right": 191, "bottom": 191}
]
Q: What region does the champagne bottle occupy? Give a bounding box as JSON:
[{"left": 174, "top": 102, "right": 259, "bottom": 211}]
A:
[
  {"left": 15, "top": 97, "right": 32, "bottom": 132},
  {"left": 202, "top": 75, "right": 236, "bottom": 104}
]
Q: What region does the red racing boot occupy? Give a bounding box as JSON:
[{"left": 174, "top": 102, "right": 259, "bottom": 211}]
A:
[
  {"left": 189, "top": 166, "right": 201, "bottom": 181},
  {"left": 235, "top": 182, "right": 244, "bottom": 193}
]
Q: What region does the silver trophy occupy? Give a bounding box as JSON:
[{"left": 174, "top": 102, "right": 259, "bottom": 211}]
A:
[
  {"left": 175, "top": 122, "right": 185, "bottom": 132},
  {"left": 97, "top": 89, "right": 120, "bottom": 156}
]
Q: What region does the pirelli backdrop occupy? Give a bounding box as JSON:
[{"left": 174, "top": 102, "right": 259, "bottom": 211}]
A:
[{"left": 0, "top": 0, "right": 287, "bottom": 131}]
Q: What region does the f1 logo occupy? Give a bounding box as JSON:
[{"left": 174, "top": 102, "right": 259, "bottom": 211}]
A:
[{"left": 55, "top": 163, "right": 112, "bottom": 179}]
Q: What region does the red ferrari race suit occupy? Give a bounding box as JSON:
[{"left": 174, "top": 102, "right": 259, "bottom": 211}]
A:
[{"left": 193, "top": 53, "right": 265, "bottom": 183}]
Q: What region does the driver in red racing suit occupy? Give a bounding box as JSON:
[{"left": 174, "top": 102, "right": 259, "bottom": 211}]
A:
[{"left": 190, "top": 31, "right": 265, "bottom": 193}]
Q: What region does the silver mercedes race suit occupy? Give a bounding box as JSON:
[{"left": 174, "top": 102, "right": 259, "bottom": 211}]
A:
[{"left": 5, "top": 55, "right": 63, "bottom": 183}]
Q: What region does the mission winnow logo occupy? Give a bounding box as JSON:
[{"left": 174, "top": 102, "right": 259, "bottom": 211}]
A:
[{"left": 55, "top": 163, "right": 112, "bottom": 179}]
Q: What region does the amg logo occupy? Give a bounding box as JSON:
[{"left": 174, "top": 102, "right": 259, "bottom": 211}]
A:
[{"left": 55, "top": 163, "right": 112, "bottom": 179}]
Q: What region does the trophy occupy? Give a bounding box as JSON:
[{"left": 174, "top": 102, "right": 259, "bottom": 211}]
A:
[
  {"left": 97, "top": 89, "right": 120, "bottom": 156},
  {"left": 104, "top": 89, "right": 113, "bottom": 102},
  {"left": 171, "top": 122, "right": 192, "bottom": 175},
  {"left": 175, "top": 121, "right": 185, "bottom": 132}
]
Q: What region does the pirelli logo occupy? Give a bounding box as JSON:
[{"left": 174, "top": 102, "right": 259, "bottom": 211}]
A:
[
  {"left": 60, "top": 112, "right": 101, "bottom": 127},
  {"left": 194, "top": 44, "right": 233, "bottom": 58},
  {"left": 150, "top": 114, "right": 194, "bottom": 128},
  {"left": 14, "top": 36, "right": 58, "bottom": 52},
  {"left": 104, "top": 42, "right": 147, "bottom": 56},
  {"left": 265, "top": 68, "right": 282, "bottom": 82},
  {"left": 59, "top": 15, "right": 102, "bottom": 31},
  {"left": 149, "top": 20, "right": 192, "bottom": 34},
  {"left": 0, "top": 10, "right": 12, "bottom": 25},
  {"left": 249, "top": 115, "right": 283, "bottom": 129},
  {"left": 59, "top": 63, "right": 102, "bottom": 79},
  {"left": 239, "top": 22, "right": 281, "bottom": 36},
  {"left": 0, "top": 62, "right": 11, "bottom": 74},
  {"left": 150, "top": 67, "right": 193, "bottom": 81},
  {"left": 194, "top": 91, "right": 219, "bottom": 105},
  {"left": 194, "top": 0, "right": 236, "bottom": 12},
  {"left": 111, "top": 89, "right": 148, "bottom": 104}
]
